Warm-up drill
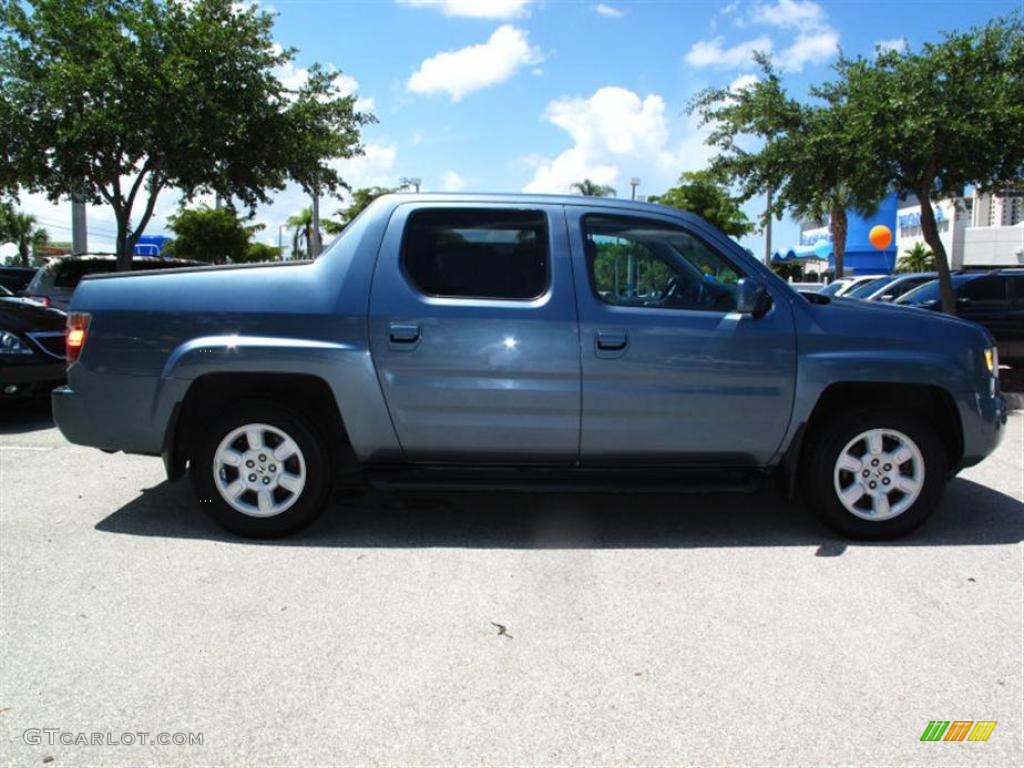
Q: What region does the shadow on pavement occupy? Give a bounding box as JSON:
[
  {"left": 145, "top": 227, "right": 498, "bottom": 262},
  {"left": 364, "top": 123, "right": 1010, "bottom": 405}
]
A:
[
  {"left": 0, "top": 396, "right": 55, "bottom": 435},
  {"left": 95, "top": 475, "right": 1024, "bottom": 551}
]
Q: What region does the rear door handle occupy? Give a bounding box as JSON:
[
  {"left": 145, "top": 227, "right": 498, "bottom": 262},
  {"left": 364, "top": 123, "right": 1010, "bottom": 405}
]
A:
[
  {"left": 389, "top": 323, "right": 421, "bottom": 343},
  {"left": 596, "top": 329, "right": 628, "bottom": 351}
]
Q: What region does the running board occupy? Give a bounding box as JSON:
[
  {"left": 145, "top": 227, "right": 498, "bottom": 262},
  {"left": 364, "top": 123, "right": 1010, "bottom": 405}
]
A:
[{"left": 363, "top": 465, "right": 766, "bottom": 494}]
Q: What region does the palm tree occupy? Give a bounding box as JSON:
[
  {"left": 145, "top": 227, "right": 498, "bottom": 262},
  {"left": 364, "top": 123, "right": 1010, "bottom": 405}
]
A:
[
  {"left": 570, "top": 179, "right": 616, "bottom": 198},
  {"left": 897, "top": 242, "right": 935, "bottom": 273},
  {"left": 287, "top": 208, "right": 315, "bottom": 259},
  {"left": 2, "top": 211, "right": 49, "bottom": 267}
]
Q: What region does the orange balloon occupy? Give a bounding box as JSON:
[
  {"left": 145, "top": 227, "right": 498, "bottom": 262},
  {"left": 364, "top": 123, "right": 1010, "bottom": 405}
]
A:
[{"left": 869, "top": 224, "right": 892, "bottom": 250}]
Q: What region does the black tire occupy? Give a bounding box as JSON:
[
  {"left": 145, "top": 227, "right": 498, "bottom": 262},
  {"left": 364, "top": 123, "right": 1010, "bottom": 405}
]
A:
[
  {"left": 802, "top": 407, "right": 948, "bottom": 540},
  {"left": 190, "top": 400, "right": 331, "bottom": 538}
]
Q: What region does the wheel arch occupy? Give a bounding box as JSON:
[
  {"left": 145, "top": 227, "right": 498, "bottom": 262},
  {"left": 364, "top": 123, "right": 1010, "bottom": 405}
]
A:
[
  {"left": 777, "top": 381, "right": 963, "bottom": 499},
  {"left": 163, "top": 372, "right": 357, "bottom": 482}
]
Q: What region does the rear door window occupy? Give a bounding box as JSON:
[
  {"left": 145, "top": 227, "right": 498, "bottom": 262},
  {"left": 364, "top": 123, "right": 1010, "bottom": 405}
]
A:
[
  {"left": 960, "top": 276, "right": 1010, "bottom": 305},
  {"left": 402, "top": 209, "right": 549, "bottom": 300}
]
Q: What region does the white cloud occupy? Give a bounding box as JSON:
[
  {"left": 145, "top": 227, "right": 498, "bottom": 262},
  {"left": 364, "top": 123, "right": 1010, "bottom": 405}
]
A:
[
  {"left": 397, "top": 0, "right": 534, "bottom": 19},
  {"left": 728, "top": 73, "right": 760, "bottom": 94},
  {"left": 522, "top": 86, "right": 714, "bottom": 196},
  {"left": 777, "top": 30, "right": 838, "bottom": 71},
  {"left": 876, "top": 38, "right": 907, "bottom": 54},
  {"left": 438, "top": 170, "right": 467, "bottom": 192},
  {"left": 407, "top": 25, "right": 542, "bottom": 102},
  {"left": 594, "top": 3, "right": 624, "bottom": 18},
  {"left": 684, "top": 35, "right": 773, "bottom": 69},
  {"left": 751, "top": 0, "right": 826, "bottom": 31}
]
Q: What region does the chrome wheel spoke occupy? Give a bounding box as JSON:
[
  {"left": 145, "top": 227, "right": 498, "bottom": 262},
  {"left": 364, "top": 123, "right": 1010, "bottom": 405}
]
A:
[
  {"left": 273, "top": 439, "right": 299, "bottom": 461},
  {"left": 278, "top": 473, "right": 302, "bottom": 493},
  {"left": 220, "top": 449, "right": 243, "bottom": 467},
  {"left": 895, "top": 475, "right": 919, "bottom": 494},
  {"left": 257, "top": 490, "right": 274, "bottom": 516},
  {"left": 246, "top": 428, "right": 264, "bottom": 451},
  {"left": 867, "top": 430, "right": 883, "bottom": 456},
  {"left": 837, "top": 453, "right": 862, "bottom": 473},
  {"left": 891, "top": 446, "right": 913, "bottom": 465},
  {"left": 839, "top": 484, "right": 865, "bottom": 508},
  {"left": 225, "top": 480, "right": 246, "bottom": 499},
  {"left": 873, "top": 492, "right": 891, "bottom": 518}
]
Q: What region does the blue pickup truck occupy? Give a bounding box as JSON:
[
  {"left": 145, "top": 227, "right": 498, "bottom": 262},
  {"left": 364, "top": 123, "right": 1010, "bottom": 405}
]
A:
[{"left": 53, "top": 195, "right": 1007, "bottom": 539}]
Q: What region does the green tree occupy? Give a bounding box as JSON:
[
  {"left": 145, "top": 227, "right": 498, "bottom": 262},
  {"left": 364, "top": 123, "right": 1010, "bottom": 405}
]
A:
[
  {"left": 818, "top": 14, "right": 1024, "bottom": 312},
  {"left": 0, "top": 0, "right": 375, "bottom": 271},
  {"left": 0, "top": 204, "right": 49, "bottom": 266},
  {"left": 650, "top": 170, "right": 755, "bottom": 238},
  {"left": 570, "top": 179, "right": 616, "bottom": 197},
  {"left": 287, "top": 207, "right": 317, "bottom": 259},
  {"left": 242, "top": 242, "right": 282, "bottom": 263},
  {"left": 896, "top": 242, "right": 936, "bottom": 273},
  {"left": 165, "top": 205, "right": 263, "bottom": 264},
  {"left": 332, "top": 185, "right": 404, "bottom": 230},
  {"left": 691, "top": 55, "right": 887, "bottom": 279}
]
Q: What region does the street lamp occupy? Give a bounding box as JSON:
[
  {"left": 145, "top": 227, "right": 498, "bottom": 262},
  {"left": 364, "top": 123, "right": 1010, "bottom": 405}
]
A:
[
  {"left": 630, "top": 177, "right": 641, "bottom": 200},
  {"left": 278, "top": 223, "right": 289, "bottom": 260},
  {"left": 401, "top": 177, "right": 422, "bottom": 193}
]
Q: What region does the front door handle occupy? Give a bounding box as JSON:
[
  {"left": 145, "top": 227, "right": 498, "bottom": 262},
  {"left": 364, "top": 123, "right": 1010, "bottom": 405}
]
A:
[
  {"left": 389, "top": 323, "right": 421, "bottom": 343},
  {"left": 596, "top": 329, "right": 628, "bottom": 351}
]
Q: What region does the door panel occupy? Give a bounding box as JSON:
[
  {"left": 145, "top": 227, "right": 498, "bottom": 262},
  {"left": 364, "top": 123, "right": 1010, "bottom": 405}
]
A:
[
  {"left": 569, "top": 209, "right": 797, "bottom": 466},
  {"left": 368, "top": 204, "right": 580, "bottom": 464}
]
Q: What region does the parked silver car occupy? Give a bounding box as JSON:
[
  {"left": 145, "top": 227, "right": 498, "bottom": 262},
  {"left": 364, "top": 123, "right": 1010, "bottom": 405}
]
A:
[{"left": 23, "top": 254, "right": 204, "bottom": 310}]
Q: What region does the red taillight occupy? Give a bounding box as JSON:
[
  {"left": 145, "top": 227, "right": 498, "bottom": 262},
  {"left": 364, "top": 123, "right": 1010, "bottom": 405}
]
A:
[
  {"left": 66, "top": 312, "right": 91, "bottom": 365},
  {"left": 39, "top": 296, "right": 50, "bottom": 307}
]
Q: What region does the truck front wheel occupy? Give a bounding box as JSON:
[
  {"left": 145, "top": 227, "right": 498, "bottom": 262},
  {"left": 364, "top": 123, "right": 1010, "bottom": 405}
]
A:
[
  {"left": 190, "top": 401, "right": 330, "bottom": 537},
  {"left": 803, "top": 407, "right": 948, "bottom": 539}
]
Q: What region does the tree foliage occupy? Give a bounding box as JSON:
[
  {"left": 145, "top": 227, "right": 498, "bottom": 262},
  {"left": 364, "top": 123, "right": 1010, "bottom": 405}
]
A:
[
  {"left": 0, "top": 0, "right": 375, "bottom": 270},
  {"left": 570, "top": 179, "right": 616, "bottom": 198},
  {"left": 816, "top": 13, "right": 1024, "bottom": 312},
  {"left": 896, "top": 242, "right": 936, "bottom": 273},
  {"left": 165, "top": 205, "right": 264, "bottom": 264},
  {"left": 0, "top": 201, "right": 49, "bottom": 266},
  {"left": 650, "top": 170, "right": 755, "bottom": 239},
  {"left": 333, "top": 186, "right": 405, "bottom": 230},
  {"left": 690, "top": 54, "right": 887, "bottom": 279}
]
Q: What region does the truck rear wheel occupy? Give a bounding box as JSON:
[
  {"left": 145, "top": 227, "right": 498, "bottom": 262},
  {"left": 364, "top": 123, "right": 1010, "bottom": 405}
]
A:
[
  {"left": 802, "top": 407, "right": 947, "bottom": 539},
  {"left": 190, "top": 401, "right": 330, "bottom": 537}
]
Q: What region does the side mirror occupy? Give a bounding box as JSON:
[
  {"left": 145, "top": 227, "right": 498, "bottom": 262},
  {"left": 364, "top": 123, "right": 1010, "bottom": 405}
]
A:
[{"left": 736, "top": 278, "right": 772, "bottom": 318}]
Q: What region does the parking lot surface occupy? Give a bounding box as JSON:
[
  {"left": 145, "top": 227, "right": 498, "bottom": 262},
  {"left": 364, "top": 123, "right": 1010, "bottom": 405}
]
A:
[{"left": 1, "top": 399, "right": 1022, "bottom": 767}]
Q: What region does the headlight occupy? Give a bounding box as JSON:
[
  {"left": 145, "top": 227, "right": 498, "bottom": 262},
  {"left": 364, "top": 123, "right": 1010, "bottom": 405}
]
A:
[
  {"left": 984, "top": 347, "right": 998, "bottom": 376},
  {"left": 0, "top": 330, "right": 33, "bottom": 356}
]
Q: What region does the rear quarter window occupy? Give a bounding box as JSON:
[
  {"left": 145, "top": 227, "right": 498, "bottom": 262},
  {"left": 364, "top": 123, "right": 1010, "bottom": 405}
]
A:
[{"left": 402, "top": 209, "right": 549, "bottom": 300}]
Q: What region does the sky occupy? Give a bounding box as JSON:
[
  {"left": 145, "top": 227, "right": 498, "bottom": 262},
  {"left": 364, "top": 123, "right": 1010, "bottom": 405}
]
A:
[{"left": 3, "top": 0, "right": 1018, "bottom": 260}]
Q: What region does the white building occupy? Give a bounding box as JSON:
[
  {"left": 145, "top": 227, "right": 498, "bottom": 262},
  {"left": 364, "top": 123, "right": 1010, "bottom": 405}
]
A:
[{"left": 895, "top": 197, "right": 971, "bottom": 268}]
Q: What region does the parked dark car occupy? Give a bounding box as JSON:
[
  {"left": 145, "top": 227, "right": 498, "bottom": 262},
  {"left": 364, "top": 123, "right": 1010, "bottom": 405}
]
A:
[
  {"left": 23, "top": 254, "right": 205, "bottom": 310},
  {"left": 0, "top": 290, "right": 66, "bottom": 397},
  {"left": 0, "top": 266, "right": 38, "bottom": 294},
  {"left": 896, "top": 269, "right": 1024, "bottom": 365}
]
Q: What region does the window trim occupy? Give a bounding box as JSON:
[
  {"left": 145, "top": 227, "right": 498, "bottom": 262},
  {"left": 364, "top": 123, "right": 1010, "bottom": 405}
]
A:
[
  {"left": 399, "top": 208, "right": 552, "bottom": 302},
  {"left": 580, "top": 213, "right": 748, "bottom": 314}
]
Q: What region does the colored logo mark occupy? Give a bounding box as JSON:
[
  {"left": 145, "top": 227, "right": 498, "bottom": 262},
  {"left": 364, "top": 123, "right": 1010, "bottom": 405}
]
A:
[{"left": 920, "top": 721, "right": 997, "bottom": 742}]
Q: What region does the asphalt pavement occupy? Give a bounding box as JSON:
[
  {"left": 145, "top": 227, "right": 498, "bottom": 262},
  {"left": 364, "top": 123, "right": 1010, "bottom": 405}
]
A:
[{"left": 1, "top": 397, "right": 1021, "bottom": 767}]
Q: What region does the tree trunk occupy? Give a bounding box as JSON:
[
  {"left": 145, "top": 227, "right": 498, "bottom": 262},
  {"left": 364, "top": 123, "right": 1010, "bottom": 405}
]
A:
[
  {"left": 18, "top": 242, "right": 29, "bottom": 267},
  {"left": 830, "top": 204, "right": 847, "bottom": 280},
  {"left": 918, "top": 189, "right": 955, "bottom": 315},
  {"left": 115, "top": 213, "right": 132, "bottom": 272}
]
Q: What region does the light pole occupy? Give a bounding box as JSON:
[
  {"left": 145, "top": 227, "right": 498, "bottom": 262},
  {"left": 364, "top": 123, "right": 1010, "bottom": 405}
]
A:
[
  {"left": 278, "top": 223, "right": 288, "bottom": 260},
  {"left": 401, "top": 177, "right": 422, "bottom": 193},
  {"left": 630, "top": 177, "right": 640, "bottom": 201}
]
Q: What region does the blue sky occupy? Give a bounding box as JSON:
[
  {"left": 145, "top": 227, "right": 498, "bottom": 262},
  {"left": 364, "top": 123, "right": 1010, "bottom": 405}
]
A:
[{"left": 6, "top": 0, "right": 1018, "bottom": 259}]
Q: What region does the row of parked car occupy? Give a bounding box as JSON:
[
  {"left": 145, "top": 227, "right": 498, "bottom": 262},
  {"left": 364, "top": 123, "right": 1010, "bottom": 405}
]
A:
[
  {"left": 1, "top": 255, "right": 202, "bottom": 399},
  {"left": 818, "top": 268, "right": 1024, "bottom": 365}
]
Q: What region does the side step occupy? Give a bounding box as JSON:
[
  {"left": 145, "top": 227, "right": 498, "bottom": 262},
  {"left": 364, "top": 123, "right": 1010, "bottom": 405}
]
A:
[{"left": 363, "top": 465, "right": 766, "bottom": 494}]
